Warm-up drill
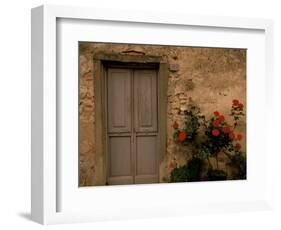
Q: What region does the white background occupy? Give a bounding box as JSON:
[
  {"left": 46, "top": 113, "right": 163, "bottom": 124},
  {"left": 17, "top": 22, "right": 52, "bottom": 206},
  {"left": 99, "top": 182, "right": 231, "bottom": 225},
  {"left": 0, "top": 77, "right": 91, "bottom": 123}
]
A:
[{"left": 0, "top": 0, "right": 280, "bottom": 229}]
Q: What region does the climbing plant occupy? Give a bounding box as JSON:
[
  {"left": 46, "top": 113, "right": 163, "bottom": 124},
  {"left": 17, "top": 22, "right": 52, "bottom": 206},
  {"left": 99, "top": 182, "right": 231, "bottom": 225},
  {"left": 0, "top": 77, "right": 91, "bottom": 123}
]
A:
[{"left": 170, "top": 98, "right": 246, "bottom": 182}]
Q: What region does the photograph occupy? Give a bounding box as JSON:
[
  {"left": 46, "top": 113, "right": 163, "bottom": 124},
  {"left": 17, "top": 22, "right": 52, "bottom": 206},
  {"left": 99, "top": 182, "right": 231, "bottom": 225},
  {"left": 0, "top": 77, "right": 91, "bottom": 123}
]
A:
[{"left": 79, "top": 42, "right": 247, "bottom": 186}]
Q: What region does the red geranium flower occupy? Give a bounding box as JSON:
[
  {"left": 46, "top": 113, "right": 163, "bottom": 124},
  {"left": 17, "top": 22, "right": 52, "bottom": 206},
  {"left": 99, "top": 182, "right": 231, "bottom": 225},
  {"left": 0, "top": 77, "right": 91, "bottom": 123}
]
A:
[
  {"left": 229, "top": 132, "right": 235, "bottom": 140},
  {"left": 235, "top": 143, "right": 241, "bottom": 150},
  {"left": 214, "top": 111, "right": 220, "bottom": 117},
  {"left": 178, "top": 131, "right": 186, "bottom": 142},
  {"left": 212, "top": 119, "right": 220, "bottom": 127},
  {"left": 238, "top": 103, "right": 244, "bottom": 110},
  {"left": 222, "top": 126, "right": 231, "bottom": 134},
  {"left": 218, "top": 115, "right": 225, "bottom": 122},
  {"left": 232, "top": 99, "right": 240, "bottom": 105},
  {"left": 172, "top": 121, "right": 179, "bottom": 129},
  {"left": 212, "top": 129, "right": 220, "bottom": 137},
  {"left": 237, "top": 133, "right": 243, "bottom": 141}
]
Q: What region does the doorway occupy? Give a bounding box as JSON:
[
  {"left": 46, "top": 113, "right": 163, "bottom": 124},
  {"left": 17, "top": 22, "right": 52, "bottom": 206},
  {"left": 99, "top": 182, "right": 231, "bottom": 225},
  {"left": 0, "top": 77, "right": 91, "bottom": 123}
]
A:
[{"left": 106, "top": 66, "right": 159, "bottom": 185}]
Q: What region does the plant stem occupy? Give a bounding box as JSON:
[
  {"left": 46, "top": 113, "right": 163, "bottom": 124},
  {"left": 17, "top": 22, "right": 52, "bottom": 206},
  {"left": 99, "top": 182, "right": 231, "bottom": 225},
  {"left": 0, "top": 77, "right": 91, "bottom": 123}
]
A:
[
  {"left": 222, "top": 150, "right": 232, "bottom": 160},
  {"left": 207, "top": 156, "right": 212, "bottom": 169},
  {"left": 216, "top": 154, "right": 219, "bottom": 169}
]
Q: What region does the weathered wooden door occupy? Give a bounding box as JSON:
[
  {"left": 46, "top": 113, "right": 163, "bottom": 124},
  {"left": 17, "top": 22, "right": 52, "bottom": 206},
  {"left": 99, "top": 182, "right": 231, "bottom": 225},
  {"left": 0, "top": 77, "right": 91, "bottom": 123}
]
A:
[{"left": 107, "top": 68, "right": 159, "bottom": 185}]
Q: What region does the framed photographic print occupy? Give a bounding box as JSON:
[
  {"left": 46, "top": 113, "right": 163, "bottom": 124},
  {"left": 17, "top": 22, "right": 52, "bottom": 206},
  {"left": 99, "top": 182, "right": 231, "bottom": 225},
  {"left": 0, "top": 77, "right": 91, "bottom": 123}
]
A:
[{"left": 31, "top": 5, "right": 274, "bottom": 225}]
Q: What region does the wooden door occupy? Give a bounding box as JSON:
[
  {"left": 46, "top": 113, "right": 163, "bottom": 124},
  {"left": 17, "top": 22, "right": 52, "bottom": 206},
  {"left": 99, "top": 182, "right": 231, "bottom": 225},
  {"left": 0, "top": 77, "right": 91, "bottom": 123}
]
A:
[{"left": 107, "top": 68, "right": 158, "bottom": 185}]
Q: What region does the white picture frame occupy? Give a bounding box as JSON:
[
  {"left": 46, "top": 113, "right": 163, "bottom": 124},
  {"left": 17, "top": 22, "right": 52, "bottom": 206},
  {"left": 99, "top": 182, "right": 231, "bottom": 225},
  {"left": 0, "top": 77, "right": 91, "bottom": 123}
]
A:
[{"left": 31, "top": 4, "right": 274, "bottom": 225}]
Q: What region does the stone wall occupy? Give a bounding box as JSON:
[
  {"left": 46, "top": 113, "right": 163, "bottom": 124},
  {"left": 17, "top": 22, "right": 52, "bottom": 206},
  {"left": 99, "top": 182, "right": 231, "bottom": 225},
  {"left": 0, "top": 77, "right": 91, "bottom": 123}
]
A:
[{"left": 79, "top": 42, "right": 246, "bottom": 186}]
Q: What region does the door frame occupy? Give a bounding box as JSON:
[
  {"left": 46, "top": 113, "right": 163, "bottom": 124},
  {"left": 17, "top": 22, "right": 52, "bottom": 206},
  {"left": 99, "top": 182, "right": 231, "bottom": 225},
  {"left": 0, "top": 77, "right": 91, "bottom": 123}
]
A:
[{"left": 93, "top": 52, "right": 168, "bottom": 185}]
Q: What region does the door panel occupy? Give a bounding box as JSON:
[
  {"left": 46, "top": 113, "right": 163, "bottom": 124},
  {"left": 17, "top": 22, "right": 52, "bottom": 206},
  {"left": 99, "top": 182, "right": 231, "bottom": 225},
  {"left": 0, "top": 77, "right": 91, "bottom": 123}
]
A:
[
  {"left": 107, "top": 69, "right": 131, "bottom": 133},
  {"left": 136, "top": 136, "right": 157, "bottom": 175},
  {"left": 109, "top": 136, "right": 132, "bottom": 177},
  {"left": 134, "top": 70, "right": 158, "bottom": 133}
]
